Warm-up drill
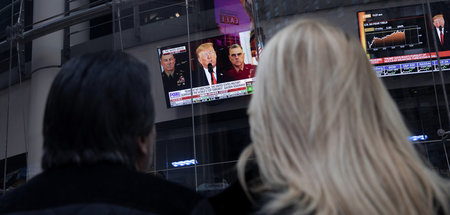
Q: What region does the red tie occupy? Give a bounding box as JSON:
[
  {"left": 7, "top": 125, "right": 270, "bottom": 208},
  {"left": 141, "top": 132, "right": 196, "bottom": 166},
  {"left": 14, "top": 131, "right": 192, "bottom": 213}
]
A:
[
  {"left": 211, "top": 72, "right": 217, "bottom": 85},
  {"left": 441, "top": 30, "right": 444, "bottom": 45}
]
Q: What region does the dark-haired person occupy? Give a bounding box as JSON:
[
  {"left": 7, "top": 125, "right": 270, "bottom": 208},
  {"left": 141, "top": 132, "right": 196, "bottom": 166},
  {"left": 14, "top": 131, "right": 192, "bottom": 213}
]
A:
[
  {"left": 227, "top": 44, "right": 256, "bottom": 80},
  {"left": 0, "top": 51, "right": 209, "bottom": 215}
]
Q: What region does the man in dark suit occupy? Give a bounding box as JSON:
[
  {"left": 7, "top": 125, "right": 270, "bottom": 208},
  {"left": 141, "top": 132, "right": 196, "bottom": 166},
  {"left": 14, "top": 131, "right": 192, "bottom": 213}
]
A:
[
  {"left": 193, "top": 42, "right": 229, "bottom": 87},
  {"left": 0, "top": 51, "right": 210, "bottom": 215},
  {"left": 432, "top": 13, "right": 450, "bottom": 51}
]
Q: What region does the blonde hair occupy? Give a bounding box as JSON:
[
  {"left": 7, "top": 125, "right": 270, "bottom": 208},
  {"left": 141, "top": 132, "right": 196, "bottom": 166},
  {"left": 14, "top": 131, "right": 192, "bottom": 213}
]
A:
[
  {"left": 238, "top": 19, "right": 450, "bottom": 215},
  {"left": 196, "top": 42, "right": 214, "bottom": 58},
  {"left": 433, "top": 14, "right": 444, "bottom": 22}
]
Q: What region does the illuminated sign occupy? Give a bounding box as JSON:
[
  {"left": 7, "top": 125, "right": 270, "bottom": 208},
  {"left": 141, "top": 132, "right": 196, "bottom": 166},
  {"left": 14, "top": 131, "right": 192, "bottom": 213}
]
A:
[
  {"left": 220, "top": 14, "right": 239, "bottom": 25},
  {"left": 171, "top": 159, "right": 198, "bottom": 167}
]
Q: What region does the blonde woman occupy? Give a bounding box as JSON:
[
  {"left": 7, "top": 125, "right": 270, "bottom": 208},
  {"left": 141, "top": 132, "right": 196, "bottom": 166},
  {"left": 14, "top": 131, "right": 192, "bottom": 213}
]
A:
[{"left": 207, "top": 19, "right": 450, "bottom": 215}]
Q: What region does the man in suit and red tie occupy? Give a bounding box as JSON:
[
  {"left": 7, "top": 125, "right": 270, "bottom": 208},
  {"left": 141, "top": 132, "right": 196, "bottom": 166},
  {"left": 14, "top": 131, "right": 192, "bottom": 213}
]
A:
[
  {"left": 194, "top": 42, "right": 229, "bottom": 87},
  {"left": 433, "top": 13, "right": 450, "bottom": 51}
]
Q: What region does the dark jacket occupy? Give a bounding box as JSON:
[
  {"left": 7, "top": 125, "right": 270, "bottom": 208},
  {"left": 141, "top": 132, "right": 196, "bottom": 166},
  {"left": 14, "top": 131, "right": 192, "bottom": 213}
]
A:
[
  {"left": 433, "top": 25, "right": 450, "bottom": 51},
  {"left": 0, "top": 164, "right": 209, "bottom": 215},
  {"left": 161, "top": 69, "right": 190, "bottom": 107},
  {"left": 192, "top": 67, "right": 230, "bottom": 88},
  {"left": 208, "top": 181, "right": 255, "bottom": 215},
  {"left": 207, "top": 163, "right": 261, "bottom": 215}
]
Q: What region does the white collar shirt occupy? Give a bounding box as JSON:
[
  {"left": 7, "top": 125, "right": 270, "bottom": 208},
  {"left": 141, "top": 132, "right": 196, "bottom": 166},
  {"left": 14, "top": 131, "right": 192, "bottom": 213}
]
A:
[
  {"left": 203, "top": 66, "right": 217, "bottom": 85},
  {"left": 437, "top": 27, "right": 445, "bottom": 41}
]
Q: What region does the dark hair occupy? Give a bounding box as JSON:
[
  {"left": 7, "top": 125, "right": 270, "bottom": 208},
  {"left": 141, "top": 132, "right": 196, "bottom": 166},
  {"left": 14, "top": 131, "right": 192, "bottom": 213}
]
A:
[
  {"left": 229, "top": 44, "right": 242, "bottom": 52},
  {"left": 42, "top": 51, "right": 155, "bottom": 170}
]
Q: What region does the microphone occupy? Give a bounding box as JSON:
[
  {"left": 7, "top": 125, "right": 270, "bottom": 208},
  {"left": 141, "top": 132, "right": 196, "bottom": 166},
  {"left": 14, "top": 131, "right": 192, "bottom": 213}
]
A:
[
  {"left": 207, "top": 63, "right": 213, "bottom": 74},
  {"left": 208, "top": 63, "right": 217, "bottom": 85}
]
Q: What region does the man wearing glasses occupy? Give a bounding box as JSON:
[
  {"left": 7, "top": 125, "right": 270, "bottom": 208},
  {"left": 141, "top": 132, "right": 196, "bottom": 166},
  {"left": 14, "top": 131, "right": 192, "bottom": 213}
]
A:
[{"left": 227, "top": 44, "right": 256, "bottom": 80}]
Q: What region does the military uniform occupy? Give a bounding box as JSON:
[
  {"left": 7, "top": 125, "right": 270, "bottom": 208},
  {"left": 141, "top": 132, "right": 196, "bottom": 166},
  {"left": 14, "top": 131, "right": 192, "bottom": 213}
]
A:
[
  {"left": 161, "top": 70, "right": 190, "bottom": 106},
  {"left": 227, "top": 64, "right": 256, "bottom": 81}
]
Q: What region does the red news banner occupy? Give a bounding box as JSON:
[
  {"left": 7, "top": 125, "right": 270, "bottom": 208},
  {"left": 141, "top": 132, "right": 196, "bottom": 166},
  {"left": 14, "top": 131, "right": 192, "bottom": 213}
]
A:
[
  {"left": 169, "top": 79, "right": 253, "bottom": 107},
  {"left": 370, "top": 51, "right": 450, "bottom": 65}
]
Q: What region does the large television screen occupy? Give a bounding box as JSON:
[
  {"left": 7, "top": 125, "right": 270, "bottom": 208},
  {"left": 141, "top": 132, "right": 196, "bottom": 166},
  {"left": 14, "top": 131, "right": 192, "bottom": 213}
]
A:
[
  {"left": 357, "top": 1, "right": 450, "bottom": 77},
  {"left": 158, "top": 34, "right": 258, "bottom": 108},
  {"left": 157, "top": 0, "right": 261, "bottom": 108}
]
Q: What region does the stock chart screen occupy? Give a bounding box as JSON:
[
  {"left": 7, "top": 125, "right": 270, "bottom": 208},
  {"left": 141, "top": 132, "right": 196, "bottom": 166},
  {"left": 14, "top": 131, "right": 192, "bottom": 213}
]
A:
[
  {"left": 363, "top": 16, "right": 424, "bottom": 53},
  {"left": 358, "top": 1, "right": 450, "bottom": 77}
]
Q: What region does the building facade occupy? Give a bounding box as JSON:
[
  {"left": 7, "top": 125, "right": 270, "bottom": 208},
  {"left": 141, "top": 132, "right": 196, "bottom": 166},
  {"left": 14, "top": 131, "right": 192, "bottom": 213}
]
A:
[{"left": 0, "top": 0, "right": 449, "bottom": 194}]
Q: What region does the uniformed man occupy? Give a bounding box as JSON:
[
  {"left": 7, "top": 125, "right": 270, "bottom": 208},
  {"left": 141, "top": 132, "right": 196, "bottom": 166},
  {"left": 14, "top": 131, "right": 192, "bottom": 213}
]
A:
[
  {"left": 227, "top": 44, "right": 256, "bottom": 80},
  {"left": 161, "top": 54, "right": 189, "bottom": 89},
  {"left": 160, "top": 53, "right": 190, "bottom": 106}
]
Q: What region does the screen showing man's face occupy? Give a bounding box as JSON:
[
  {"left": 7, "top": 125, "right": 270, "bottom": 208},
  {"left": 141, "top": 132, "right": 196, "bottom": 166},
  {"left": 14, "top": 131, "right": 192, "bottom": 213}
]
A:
[
  {"left": 198, "top": 47, "right": 217, "bottom": 69},
  {"left": 161, "top": 54, "right": 176, "bottom": 73},
  {"left": 229, "top": 47, "right": 245, "bottom": 69},
  {"left": 433, "top": 14, "right": 445, "bottom": 28}
]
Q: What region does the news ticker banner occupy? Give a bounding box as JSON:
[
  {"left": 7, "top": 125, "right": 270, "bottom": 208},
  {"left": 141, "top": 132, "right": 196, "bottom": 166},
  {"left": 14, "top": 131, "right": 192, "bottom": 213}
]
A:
[
  {"left": 369, "top": 51, "right": 450, "bottom": 65},
  {"left": 168, "top": 78, "right": 255, "bottom": 107},
  {"left": 374, "top": 58, "right": 450, "bottom": 77}
]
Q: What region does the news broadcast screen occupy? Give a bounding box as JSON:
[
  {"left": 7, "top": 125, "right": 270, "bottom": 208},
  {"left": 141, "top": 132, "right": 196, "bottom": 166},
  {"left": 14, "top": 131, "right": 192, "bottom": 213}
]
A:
[
  {"left": 158, "top": 34, "right": 258, "bottom": 108},
  {"left": 357, "top": 1, "right": 450, "bottom": 77}
]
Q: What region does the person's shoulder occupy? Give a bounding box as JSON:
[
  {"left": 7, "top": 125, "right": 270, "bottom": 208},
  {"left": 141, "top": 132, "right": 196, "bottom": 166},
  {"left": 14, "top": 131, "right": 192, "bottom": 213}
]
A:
[
  {"left": 207, "top": 181, "right": 255, "bottom": 215},
  {"left": 127, "top": 171, "right": 206, "bottom": 214},
  {"left": 0, "top": 203, "right": 161, "bottom": 215},
  {"left": 174, "top": 69, "right": 188, "bottom": 80},
  {"left": 207, "top": 161, "right": 263, "bottom": 215},
  {"left": 226, "top": 68, "right": 237, "bottom": 74},
  {"left": 134, "top": 172, "right": 196, "bottom": 194},
  {"left": 175, "top": 69, "right": 187, "bottom": 75},
  {"left": 0, "top": 172, "right": 50, "bottom": 214},
  {"left": 244, "top": 64, "right": 256, "bottom": 70},
  {"left": 1, "top": 165, "right": 205, "bottom": 215}
]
